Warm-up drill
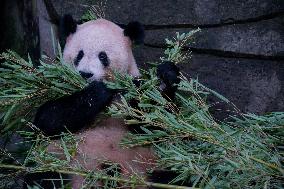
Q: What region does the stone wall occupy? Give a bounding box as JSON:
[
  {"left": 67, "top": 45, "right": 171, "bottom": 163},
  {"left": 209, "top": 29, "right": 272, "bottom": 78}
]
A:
[
  {"left": 2, "top": 0, "right": 284, "bottom": 114},
  {"left": 0, "top": 0, "right": 40, "bottom": 60}
]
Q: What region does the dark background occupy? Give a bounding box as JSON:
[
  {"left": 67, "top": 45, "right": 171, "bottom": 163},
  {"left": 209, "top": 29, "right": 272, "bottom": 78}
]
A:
[{"left": 1, "top": 0, "right": 284, "bottom": 114}]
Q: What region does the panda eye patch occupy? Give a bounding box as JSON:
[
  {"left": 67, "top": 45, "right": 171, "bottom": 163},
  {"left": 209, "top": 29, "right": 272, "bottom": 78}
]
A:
[
  {"left": 74, "top": 50, "right": 84, "bottom": 66},
  {"left": 98, "top": 51, "right": 109, "bottom": 67},
  {"left": 98, "top": 51, "right": 107, "bottom": 60}
]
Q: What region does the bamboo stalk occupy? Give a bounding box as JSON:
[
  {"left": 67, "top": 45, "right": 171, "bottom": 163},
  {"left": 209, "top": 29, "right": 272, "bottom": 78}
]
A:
[
  {"left": 0, "top": 163, "right": 197, "bottom": 189},
  {"left": 250, "top": 156, "right": 284, "bottom": 174}
]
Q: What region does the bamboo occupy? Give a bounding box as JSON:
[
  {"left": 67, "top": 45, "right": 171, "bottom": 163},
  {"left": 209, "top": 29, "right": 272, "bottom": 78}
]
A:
[{"left": 0, "top": 163, "right": 197, "bottom": 189}]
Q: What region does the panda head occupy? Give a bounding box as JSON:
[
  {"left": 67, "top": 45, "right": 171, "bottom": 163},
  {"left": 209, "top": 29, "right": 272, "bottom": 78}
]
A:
[{"left": 61, "top": 14, "right": 144, "bottom": 81}]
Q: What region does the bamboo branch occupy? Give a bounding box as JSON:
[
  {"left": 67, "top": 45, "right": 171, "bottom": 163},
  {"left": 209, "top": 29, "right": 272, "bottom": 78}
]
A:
[{"left": 0, "top": 164, "right": 197, "bottom": 189}]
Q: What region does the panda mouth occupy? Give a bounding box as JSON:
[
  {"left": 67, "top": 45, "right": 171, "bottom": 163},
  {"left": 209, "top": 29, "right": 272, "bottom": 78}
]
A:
[
  {"left": 86, "top": 76, "right": 103, "bottom": 82},
  {"left": 79, "top": 71, "right": 105, "bottom": 82},
  {"left": 81, "top": 68, "right": 115, "bottom": 82}
]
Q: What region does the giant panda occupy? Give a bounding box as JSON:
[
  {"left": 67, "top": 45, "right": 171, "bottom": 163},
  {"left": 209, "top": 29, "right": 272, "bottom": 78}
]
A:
[{"left": 25, "top": 14, "right": 180, "bottom": 189}]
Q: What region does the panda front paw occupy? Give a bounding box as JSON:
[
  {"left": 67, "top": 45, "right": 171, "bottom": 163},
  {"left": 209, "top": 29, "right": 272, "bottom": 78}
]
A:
[
  {"left": 34, "top": 81, "right": 117, "bottom": 136},
  {"left": 157, "top": 62, "right": 180, "bottom": 87},
  {"left": 157, "top": 61, "right": 180, "bottom": 88},
  {"left": 156, "top": 61, "right": 180, "bottom": 100}
]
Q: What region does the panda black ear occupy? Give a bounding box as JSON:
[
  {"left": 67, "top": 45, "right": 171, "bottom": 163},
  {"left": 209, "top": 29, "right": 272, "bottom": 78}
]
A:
[
  {"left": 59, "top": 14, "right": 77, "bottom": 47},
  {"left": 60, "top": 14, "right": 77, "bottom": 37},
  {"left": 124, "top": 21, "right": 145, "bottom": 45}
]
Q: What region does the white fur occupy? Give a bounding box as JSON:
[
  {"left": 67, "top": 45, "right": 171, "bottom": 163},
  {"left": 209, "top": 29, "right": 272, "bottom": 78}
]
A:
[{"left": 63, "top": 19, "right": 140, "bottom": 80}]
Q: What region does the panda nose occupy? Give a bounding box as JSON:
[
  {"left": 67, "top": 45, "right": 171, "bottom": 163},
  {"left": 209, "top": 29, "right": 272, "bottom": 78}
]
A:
[{"left": 79, "top": 71, "right": 93, "bottom": 79}]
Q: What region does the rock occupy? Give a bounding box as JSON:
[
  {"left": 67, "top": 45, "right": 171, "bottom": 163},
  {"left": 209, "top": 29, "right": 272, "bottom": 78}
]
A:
[
  {"left": 51, "top": 0, "right": 284, "bottom": 25},
  {"left": 51, "top": 0, "right": 91, "bottom": 20},
  {"left": 37, "top": 0, "right": 59, "bottom": 59},
  {"left": 144, "top": 17, "right": 284, "bottom": 57},
  {"left": 187, "top": 54, "right": 284, "bottom": 114},
  {"left": 0, "top": 1, "right": 25, "bottom": 55},
  {"left": 105, "top": 0, "right": 284, "bottom": 25},
  {"left": 0, "top": 0, "right": 40, "bottom": 61}
]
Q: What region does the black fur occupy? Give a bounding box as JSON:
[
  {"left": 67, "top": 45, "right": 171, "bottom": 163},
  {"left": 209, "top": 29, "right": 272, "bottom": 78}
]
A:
[
  {"left": 157, "top": 62, "right": 181, "bottom": 100},
  {"left": 148, "top": 170, "right": 191, "bottom": 189},
  {"left": 34, "top": 81, "right": 115, "bottom": 136},
  {"left": 124, "top": 21, "right": 145, "bottom": 45},
  {"left": 74, "top": 50, "right": 84, "bottom": 66},
  {"left": 98, "top": 51, "right": 109, "bottom": 67},
  {"left": 59, "top": 14, "right": 77, "bottom": 47}
]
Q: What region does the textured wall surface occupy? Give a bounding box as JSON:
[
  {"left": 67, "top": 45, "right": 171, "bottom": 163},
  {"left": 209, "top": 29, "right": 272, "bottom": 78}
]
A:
[{"left": 0, "top": 0, "right": 40, "bottom": 59}]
